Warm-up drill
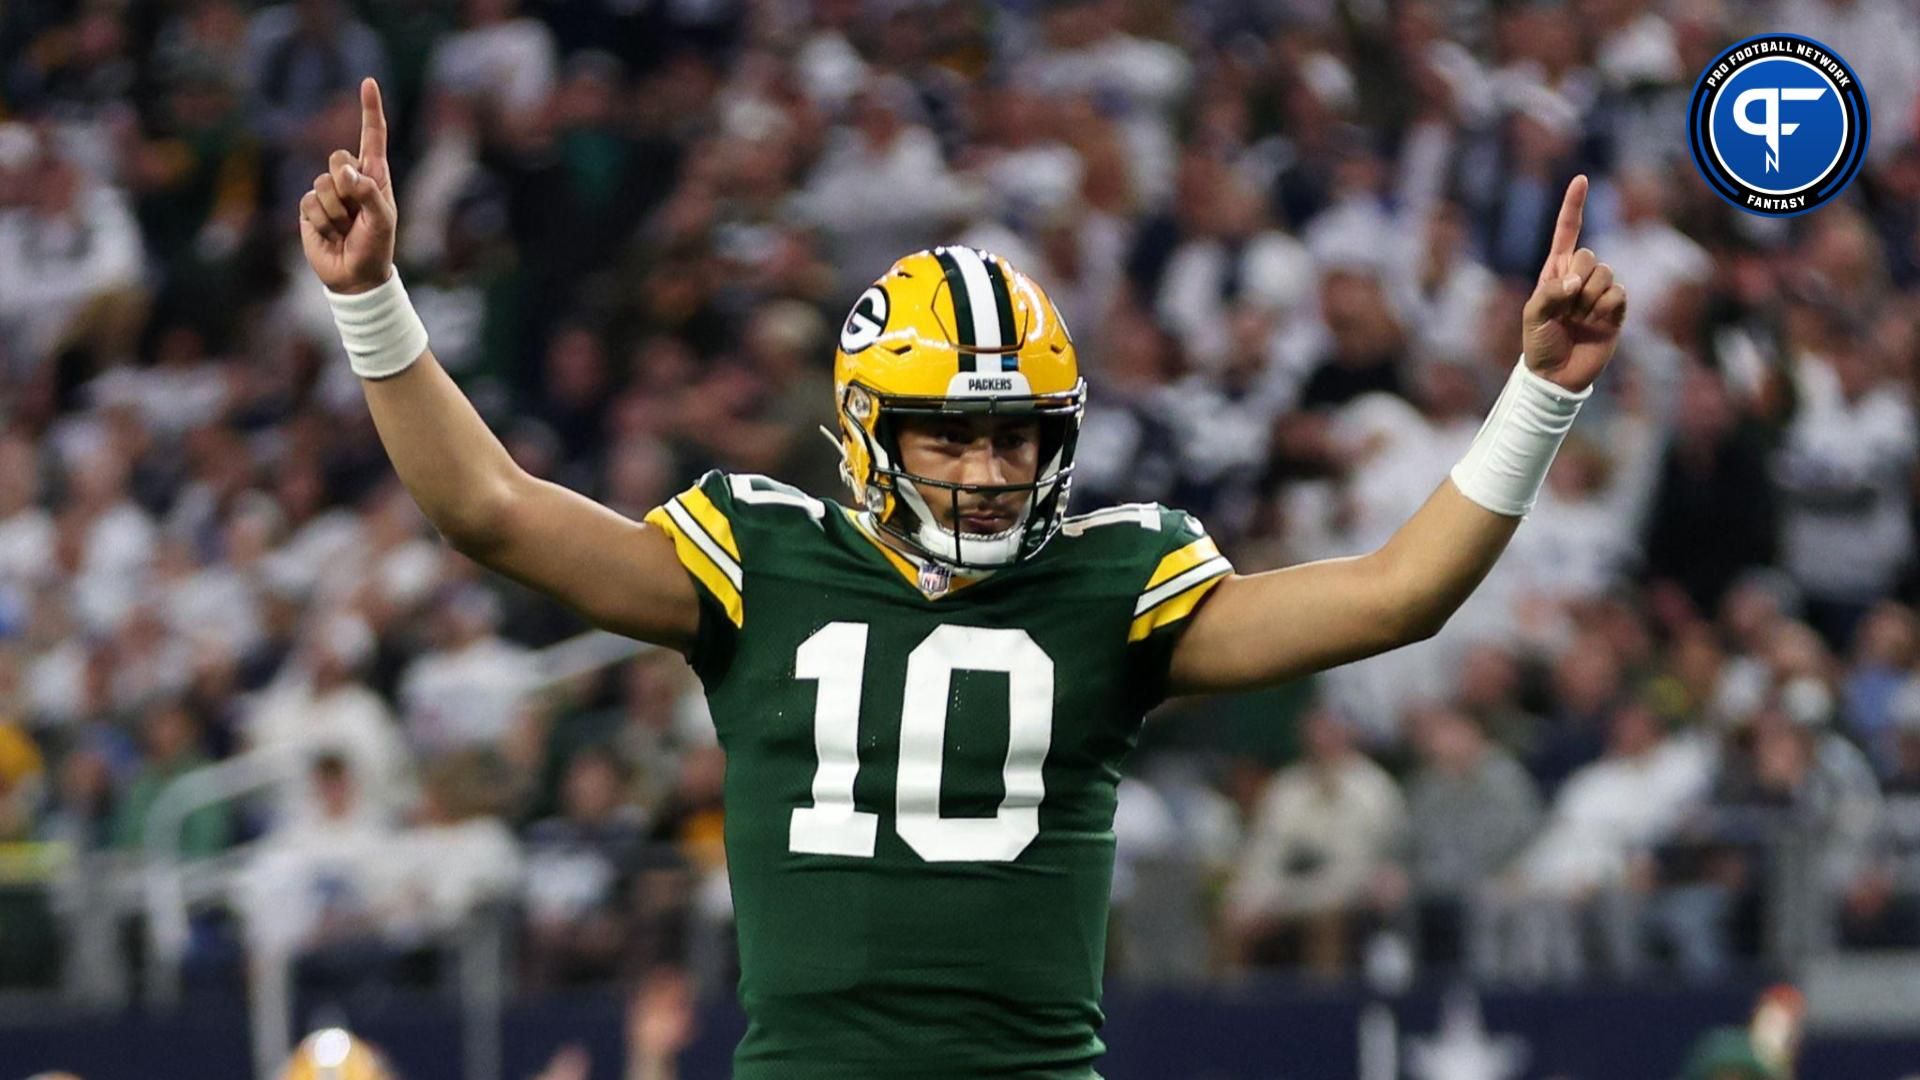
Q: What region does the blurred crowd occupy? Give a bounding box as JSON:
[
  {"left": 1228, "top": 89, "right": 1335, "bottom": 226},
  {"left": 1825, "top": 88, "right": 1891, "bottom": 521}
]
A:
[{"left": 2, "top": 0, "right": 1920, "bottom": 1001}]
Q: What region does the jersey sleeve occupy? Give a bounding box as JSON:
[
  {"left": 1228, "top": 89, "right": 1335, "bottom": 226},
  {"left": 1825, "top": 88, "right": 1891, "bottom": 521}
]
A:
[
  {"left": 643, "top": 470, "right": 744, "bottom": 680},
  {"left": 1125, "top": 507, "right": 1234, "bottom": 711}
]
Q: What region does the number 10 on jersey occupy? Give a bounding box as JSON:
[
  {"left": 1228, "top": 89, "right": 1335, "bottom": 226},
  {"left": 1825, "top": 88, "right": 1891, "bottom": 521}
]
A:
[{"left": 789, "top": 622, "right": 1055, "bottom": 863}]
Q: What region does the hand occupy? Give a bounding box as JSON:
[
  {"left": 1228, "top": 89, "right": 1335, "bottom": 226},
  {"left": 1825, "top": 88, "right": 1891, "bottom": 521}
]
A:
[
  {"left": 531, "top": 1044, "right": 591, "bottom": 1080},
  {"left": 1521, "top": 175, "right": 1627, "bottom": 393},
  {"left": 299, "top": 78, "right": 397, "bottom": 294},
  {"left": 630, "top": 968, "right": 695, "bottom": 1060}
]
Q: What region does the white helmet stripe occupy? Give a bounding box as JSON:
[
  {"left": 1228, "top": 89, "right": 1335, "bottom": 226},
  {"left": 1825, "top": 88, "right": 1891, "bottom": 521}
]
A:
[{"left": 943, "top": 246, "right": 1003, "bottom": 350}]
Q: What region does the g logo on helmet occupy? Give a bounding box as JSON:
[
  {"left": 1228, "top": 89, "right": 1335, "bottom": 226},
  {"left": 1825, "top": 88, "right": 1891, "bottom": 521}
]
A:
[
  {"left": 840, "top": 286, "right": 889, "bottom": 353},
  {"left": 1688, "top": 33, "right": 1869, "bottom": 217}
]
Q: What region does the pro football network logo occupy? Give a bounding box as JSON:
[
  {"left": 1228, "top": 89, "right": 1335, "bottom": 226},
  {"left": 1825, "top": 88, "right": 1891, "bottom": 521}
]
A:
[{"left": 1688, "top": 34, "right": 1869, "bottom": 217}]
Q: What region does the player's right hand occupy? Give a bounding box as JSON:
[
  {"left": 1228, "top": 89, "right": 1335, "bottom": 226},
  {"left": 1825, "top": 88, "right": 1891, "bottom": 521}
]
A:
[{"left": 300, "top": 77, "right": 397, "bottom": 295}]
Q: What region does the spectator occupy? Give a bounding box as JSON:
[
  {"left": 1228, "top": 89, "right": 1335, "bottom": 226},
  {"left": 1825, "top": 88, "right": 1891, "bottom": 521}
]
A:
[
  {"left": 122, "top": 58, "right": 259, "bottom": 330},
  {"left": 1492, "top": 701, "right": 1712, "bottom": 980},
  {"left": 1645, "top": 364, "right": 1780, "bottom": 618},
  {"left": 0, "top": 703, "right": 44, "bottom": 842},
  {"left": 424, "top": 0, "right": 556, "bottom": 136},
  {"left": 794, "top": 74, "right": 983, "bottom": 297},
  {"left": 109, "top": 697, "right": 227, "bottom": 857},
  {"left": 240, "top": 753, "right": 405, "bottom": 967},
  {"left": 249, "top": 612, "right": 413, "bottom": 828},
  {"left": 1598, "top": 164, "right": 1711, "bottom": 344},
  {"left": 0, "top": 434, "right": 55, "bottom": 615},
  {"left": 0, "top": 141, "right": 145, "bottom": 379},
  {"left": 1455, "top": 642, "right": 1546, "bottom": 761},
  {"left": 1530, "top": 634, "right": 1627, "bottom": 793},
  {"left": 1772, "top": 311, "right": 1917, "bottom": 650},
  {"left": 1708, "top": 703, "right": 1885, "bottom": 955},
  {"left": 243, "top": 0, "right": 388, "bottom": 207},
  {"left": 1072, "top": 306, "right": 1178, "bottom": 509},
  {"left": 523, "top": 747, "right": 655, "bottom": 987},
  {"left": 1405, "top": 703, "right": 1543, "bottom": 968},
  {"left": 1467, "top": 86, "right": 1583, "bottom": 281},
  {"left": 394, "top": 753, "right": 522, "bottom": 941},
  {"left": 1388, "top": 200, "right": 1498, "bottom": 368},
  {"left": 1152, "top": 172, "right": 1312, "bottom": 375},
  {"left": 1296, "top": 269, "right": 1408, "bottom": 412},
  {"left": 1501, "top": 425, "right": 1659, "bottom": 616},
  {"left": 1846, "top": 603, "right": 1920, "bottom": 777},
  {"left": 1225, "top": 706, "right": 1407, "bottom": 978},
  {"left": 398, "top": 584, "right": 538, "bottom": 760},
  {"left": 1016, "top": 0, "right": 1190, "bottom": 205}
]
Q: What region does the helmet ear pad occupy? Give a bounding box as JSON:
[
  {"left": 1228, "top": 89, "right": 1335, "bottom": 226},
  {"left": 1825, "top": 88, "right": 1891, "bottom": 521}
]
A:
[{"left": 836, "top": 383, "right": 893, "bottom": 519}]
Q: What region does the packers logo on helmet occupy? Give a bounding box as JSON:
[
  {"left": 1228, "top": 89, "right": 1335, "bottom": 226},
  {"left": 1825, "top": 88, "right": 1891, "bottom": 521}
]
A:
[{"left": 832, "top": 245, "right": 1084, "bottom": 569}]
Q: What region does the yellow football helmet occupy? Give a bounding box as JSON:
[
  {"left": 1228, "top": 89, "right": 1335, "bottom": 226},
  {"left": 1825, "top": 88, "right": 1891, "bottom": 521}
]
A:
[
  {"left": 278, "top": 1028, "right": 392, "bottom": 1080},
  {"left": 832, "top": 245, "right": 1085, "bottom": 569}
]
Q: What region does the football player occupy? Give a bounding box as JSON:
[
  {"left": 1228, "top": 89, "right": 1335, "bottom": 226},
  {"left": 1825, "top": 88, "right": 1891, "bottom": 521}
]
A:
[{"left": 300, "top": 79, "right": 1625, "bottom": 1078}]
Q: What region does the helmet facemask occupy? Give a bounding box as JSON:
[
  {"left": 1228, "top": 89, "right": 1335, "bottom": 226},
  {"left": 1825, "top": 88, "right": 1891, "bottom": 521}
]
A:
[{"left": 841, "top": 383, "right": 1083, "bottom": 571}]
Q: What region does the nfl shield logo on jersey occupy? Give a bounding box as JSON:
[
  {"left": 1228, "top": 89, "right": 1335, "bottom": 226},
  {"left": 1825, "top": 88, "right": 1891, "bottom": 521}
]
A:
[{"left": 917, "top": 559, "right": 952, "bottom": 596}]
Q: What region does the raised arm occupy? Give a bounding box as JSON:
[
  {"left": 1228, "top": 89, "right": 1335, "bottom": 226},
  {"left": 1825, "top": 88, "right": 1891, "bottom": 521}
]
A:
[
  {"left": 1167, "top": 176, "right": 1626, "bottom": 694},
  {"left": 298, "top": 79, "right": 698, "bottom": 649}
]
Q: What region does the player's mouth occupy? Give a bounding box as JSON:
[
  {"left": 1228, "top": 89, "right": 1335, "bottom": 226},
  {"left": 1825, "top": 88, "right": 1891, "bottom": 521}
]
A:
[{"left": 957, "top": 508, "right": 1017, "bottom": 535}]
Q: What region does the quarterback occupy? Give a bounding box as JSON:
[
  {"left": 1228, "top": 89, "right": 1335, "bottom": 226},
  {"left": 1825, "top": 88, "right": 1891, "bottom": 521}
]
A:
[{"left": 300, "top": 80, "right": 1625, "bottom": 1077}]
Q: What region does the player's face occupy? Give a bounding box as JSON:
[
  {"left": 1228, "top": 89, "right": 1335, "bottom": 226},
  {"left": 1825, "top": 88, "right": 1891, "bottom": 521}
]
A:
[{"left": 894, "top": 414, "right": 1041, "bottom": 536}]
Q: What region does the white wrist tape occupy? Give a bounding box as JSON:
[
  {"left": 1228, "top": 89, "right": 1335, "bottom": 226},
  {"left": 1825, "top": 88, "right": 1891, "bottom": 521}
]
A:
[
  {"left": 1448, "top": 356, "right": 1592, "bottom": 517},
  {"left": 326, "top": 270, "right": 429, "bottom": 379}
]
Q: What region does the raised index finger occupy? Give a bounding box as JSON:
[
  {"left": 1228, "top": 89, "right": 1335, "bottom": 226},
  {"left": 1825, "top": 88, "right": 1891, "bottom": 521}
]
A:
[
  {"left": 1547, "top": 174, "right": 1589, "bottom": 264},
  {"left": 358, "top": 77, "right": 387, "bottom": 168}
]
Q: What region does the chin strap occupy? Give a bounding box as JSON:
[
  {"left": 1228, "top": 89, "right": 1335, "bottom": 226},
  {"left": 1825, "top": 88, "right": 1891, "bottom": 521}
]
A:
[{"left": 818, "top": 424, "right": 854, "bottom": 492}]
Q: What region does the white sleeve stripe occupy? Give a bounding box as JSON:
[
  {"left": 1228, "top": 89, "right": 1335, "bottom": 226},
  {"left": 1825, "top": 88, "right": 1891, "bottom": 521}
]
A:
[
  {"left": 665, "top": 498, "right": 744, "bottom": 589},
  {"left": 1134, "top": 556, "right": 1233, "bottom": 616},
  {"left": 1062, "top": 504, "right": 1160, "bottom": 535}
]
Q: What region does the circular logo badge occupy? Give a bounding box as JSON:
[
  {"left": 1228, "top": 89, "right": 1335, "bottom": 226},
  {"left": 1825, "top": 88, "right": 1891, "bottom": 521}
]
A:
[
  {"left": 839, "top": 285, "right": 889, "bottom": 353},
  {"left": 1688, "top": 34, "right": 1869, "bottom": 217}
]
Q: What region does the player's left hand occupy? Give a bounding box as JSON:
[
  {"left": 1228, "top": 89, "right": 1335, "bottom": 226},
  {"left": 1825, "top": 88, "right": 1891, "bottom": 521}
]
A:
[{"left": 1521, "top": 175, "right": 1627, "bottom": 393}]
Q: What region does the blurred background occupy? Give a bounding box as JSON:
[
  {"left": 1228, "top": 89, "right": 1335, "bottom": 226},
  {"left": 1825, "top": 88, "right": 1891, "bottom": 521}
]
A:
[{"left": 0, "top": 0, "right": 1918, "bottom": 1077}]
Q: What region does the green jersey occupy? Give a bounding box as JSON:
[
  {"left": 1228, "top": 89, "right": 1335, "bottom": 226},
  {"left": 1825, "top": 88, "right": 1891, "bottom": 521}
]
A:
[{"left": 645, "top": 471, "right": 1233, "bottom": 1078}]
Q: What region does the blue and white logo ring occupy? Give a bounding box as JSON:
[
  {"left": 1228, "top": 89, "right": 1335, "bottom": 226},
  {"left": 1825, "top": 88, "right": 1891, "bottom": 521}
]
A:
[{"left": 1688, "top": 33, "right": 1870, "bottom": 217}]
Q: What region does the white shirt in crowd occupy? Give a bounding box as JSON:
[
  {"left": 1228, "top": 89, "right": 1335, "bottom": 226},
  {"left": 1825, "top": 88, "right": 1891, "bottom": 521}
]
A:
[
  {"left": 249, "top": 675, "right": 415, "bottom": 829},
  {"left": 1513, "top": 738, "right": 1711, "bottom": 895},
  {"left": 426, "top": 16, "right": 557, "bottom": 118},
  {"left": 1596, "top": 216, "right": 1710, "bottom": 336},
  {"left": 1775, "top": 355, "right": 1919, "bottom": 599},
  {"left": 1155, "top": 230, "right": 1314, "bottom": 373},
  {"left": 1227, "top": 754, "right": 1407, "bottom": 920},
  {"left": 0, "top": 183, "right": 144, "bottom": 367},
  {"left": 0, "top": 505, "right": 55, "bottom": 594},
  {"left": 399, "top": 635, "right": 540, "bottom": 757},
  {"left": 241, "top": 815, "right": 402, "bottom": 954},
  {"left": 1017, "top": 31, "right": 1190, "bottom": 205}
]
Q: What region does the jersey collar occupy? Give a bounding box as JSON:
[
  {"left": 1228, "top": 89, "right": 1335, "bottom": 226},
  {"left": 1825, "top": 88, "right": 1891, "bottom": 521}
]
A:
[{"left": 845, "top": 508, "right": 994, "bottom": 600}]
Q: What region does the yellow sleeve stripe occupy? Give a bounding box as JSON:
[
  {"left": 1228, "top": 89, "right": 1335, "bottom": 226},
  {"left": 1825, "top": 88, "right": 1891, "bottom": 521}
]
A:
[
  {"left": 644, "top": 501, "right": 744, "bottom": 628},
  {"left": 676, "top": 485, "right": 739, "bottom": 563},
  {"left": 1128, "top": 558, "right": 1232, "bottom": 642},
  {"left": 1145, "top": 536, "right": 1221, "bottom": 590}
]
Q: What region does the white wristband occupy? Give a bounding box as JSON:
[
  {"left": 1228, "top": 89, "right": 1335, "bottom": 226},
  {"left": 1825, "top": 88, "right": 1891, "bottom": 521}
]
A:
[
  {"left": 326, "top": 269, "right": 429, "bottom": 379},
  {"left": 1448, "top": 356, "right": 1591, "bottom": 517}
]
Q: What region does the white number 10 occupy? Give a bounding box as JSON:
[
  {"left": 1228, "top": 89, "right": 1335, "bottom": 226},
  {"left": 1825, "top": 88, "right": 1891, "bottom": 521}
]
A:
[{"left": 788, "top": 623, "right": 1055, "bottom": 863}]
